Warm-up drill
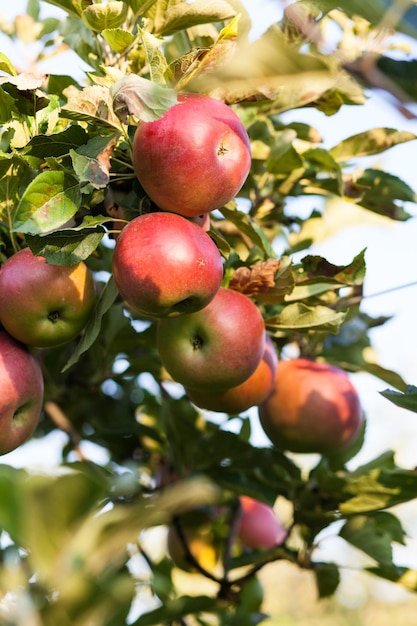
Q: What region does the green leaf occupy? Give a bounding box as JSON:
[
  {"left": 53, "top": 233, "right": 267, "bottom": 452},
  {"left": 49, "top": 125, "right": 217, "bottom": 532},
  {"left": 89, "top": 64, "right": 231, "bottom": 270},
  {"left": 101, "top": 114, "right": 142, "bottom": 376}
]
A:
[
  {"left": 42, "top": 0, "right": 83, "bottom": 18},
  {"left": 380, "top": 385, "right": 417, "bottom": 413},
  {"left": 376, "top": 56, "right": 417, "bottom": 101},
  {"left": 110, "top": 74, "right": 178, "bottom": 123},
  {"left": 0, "top": 52, "right": 16, "bottom": 76},
  {"left": 12, "top": 170, "right": 81, "bottom": 235},
  {"left": 341, "top": 465, "right": 417, "bottom": 514},
  {"left": 132, "top": 595, "right": 222, "bottom": 626},
  {"left": 101, "top": 28, "right": 136, "bottom": 53},
  {"left": 0, "top": 88, "right": 18, "bottom": 124},
  {"left": 154, "top": 0, "right": 236, "bottom": 37},
  {"left": 340, "top": 512, "right": 405, "bottom": 567},
  {"left": 191, "top": 24, "right": 335, "bottom": 108},
  {"left": 62, "top": 275, "right": 119, "bottom": 372},
  {"left": 24, "top": 125, "right": 89, "bottom": 158},
  {"left": 0, "top": 154, "right": 32, "bottom": 218},
  {"left": 25, "top": 228, "right": 105, "bottom": 265},
  {"left": 70, "top": 133, "right": 120, "bottom": 190},
  {"left": 82, "top": 1, "right": 128, "bottom": 33},
  {"left": 313, "top": 562, "right": 340, "bottom": 598},
  {"left": 319, "top": 0, "right": 417, "bottom": 40},
  {"left": 265, "top": 133, "right": 304, "bottom": 175},
  {"left": 61, "top": 85, "right": 123, "bottom": 131},
  {"left": 265, "top": 302, "right": 346, "bottom": 333},
  {"left": 355, "top": 169, "right": 415, "bottom": 220},
  {"left": 330, "top": 128, "right": 417, "bottom": 162},
  {"left": 219, "top": 204, "right": 274, "bottom": 258}
]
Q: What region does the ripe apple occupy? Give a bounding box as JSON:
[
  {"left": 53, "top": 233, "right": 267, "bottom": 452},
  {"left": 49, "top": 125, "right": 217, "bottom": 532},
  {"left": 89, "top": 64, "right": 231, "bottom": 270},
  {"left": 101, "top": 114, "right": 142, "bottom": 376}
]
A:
[
  {"left": 157, "top": 287, "right": 266, "bottom": 391},
  {"left": 0, "top": 248, "right": 96, "bottom": 348},
  {"left": 132, "top": 93, "right": 252, "bottom": 217},
  {"left": 258, "top": 358, "right": 364, "bottom": 455},
  {"left": 185, "top": 334, "right": 278, "bottom": 414},
  {"left": 0, "top": 331, "right": 44, "bottom": 455},
  {"left": 237, "top": 495, "right": 287, "bottom": 550},
  {"left": 112, "top": 212, "right": 223, "bottom": 318}
]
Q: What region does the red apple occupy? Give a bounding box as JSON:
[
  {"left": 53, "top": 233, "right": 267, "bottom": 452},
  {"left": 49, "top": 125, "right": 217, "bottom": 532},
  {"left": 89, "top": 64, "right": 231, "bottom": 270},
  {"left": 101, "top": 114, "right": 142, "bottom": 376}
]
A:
[
  {"left": 112, "top": 212, "right": 223, "bottom": 318},
  {"left": 237, "top": 496, "right": 287, "bottom": 550},
  {"left": 0, "top": 248, "right": 96, "bottom": 348},
  {"left": 157, "top": 287, "right": 266, "bottom": 391},
  {"left": 258, "top": 358, "right": 363, "bottom": 455},
  {"left": 186, "top": 334, "right": 278, "bottom": 414},
  {"left": 0, "top": 332, "right": 44, "bottom": 455},
  {"left": 132, "top": 93, "right": 251, "bottom": 217}
]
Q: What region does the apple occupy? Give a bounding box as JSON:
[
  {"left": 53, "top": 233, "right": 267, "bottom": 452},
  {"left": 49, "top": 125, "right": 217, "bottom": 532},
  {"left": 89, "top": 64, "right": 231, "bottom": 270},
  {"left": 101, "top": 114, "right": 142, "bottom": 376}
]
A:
[
  {"left": 166, "top": 509, "right": 221, "bottom": 573},
  {"left": 0, "top": 331, "right": 44, "bottom": 455},
  {"left": 237, "top": 495, "right": 287, "bottom": 550},
  {"left": 258, "top": 358, "right": 364, "bottom": 455},
  {"left": 0, "top": 248, "right": 96, "bottom": 349},
  {"left": 185, "top": 334, "right": 278, "bottom": 414},
  {"left": 132, "top": 93, "right": 252, "bottom": 217},
  {"left": 112, "top": 211, "right": 223, "bottom": 318},
  {"left": 157, "top": 287, "right": 266, "bottom": 391}
]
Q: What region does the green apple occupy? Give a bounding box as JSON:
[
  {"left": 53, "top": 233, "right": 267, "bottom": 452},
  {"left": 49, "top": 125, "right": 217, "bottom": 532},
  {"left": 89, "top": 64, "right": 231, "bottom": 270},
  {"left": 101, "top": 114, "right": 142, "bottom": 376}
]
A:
[
  {"left": 157, "top": 287, "right": 266, "bottom": 391},
  {"left": 133, "top": 93, "right": 252, "bottom": 217},
  {"left": 0, "top": 331, "right": 44, "bottom": 455},
  {"left": 112, "top": 211, "right": 223, "bottom": 318},
  {"left": 258, "top": 358, "right": 364, "bottom": 454},
  {"left": 0, "top": 248, "right": 96, "bottom": 348}
]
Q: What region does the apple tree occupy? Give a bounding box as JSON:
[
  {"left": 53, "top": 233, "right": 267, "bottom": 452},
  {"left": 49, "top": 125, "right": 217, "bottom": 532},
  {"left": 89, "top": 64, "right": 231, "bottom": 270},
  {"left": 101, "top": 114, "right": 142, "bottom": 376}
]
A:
[{"left": 1, "top": 0, "right": 417, "bottom": 624}]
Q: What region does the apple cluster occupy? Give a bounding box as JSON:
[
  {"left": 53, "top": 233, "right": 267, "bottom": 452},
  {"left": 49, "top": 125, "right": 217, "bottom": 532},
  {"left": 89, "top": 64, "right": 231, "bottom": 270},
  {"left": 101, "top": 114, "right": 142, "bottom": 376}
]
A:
[
  {"left": 114, "top": 92, "right": 364, "bottom": 451},
  {"left": 0, "top": 248, "right": 96, "bottom": 455},
  {"left": 112, "top": 93, "right": 280, "bottom": 412}
]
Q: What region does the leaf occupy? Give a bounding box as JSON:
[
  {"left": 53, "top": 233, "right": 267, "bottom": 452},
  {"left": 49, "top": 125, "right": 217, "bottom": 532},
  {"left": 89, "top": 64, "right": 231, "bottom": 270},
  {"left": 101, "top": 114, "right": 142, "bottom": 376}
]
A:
[
  {"left": 70, "top": 133, "right": 120, "bottom": 190},
  {"left": 319, "top": 0, "right": 417, "bottom": 41},
  {"left": 110, "top": 74, "right": 178, "bottom": 124},
  {"left": 24, "top": 125, "right": 89, "bottom": 158},
  {"left": 61, "top": 85, "right": 123, "bottom": 130},
  {"left": 229, "top": 259, "right": 282, "bottom": 295},
  {"left": 298, "top": 249, "right": 367, "bottom": 286},
  {"left": 330, "top": 128, "right": 417, "bottom": 162},
  {"left": 0, "top": 52, "right": 16, "bottom": 76},
  {"left": 132, "top": 596, "right": 222, "bottom": 626},
  {"left": 138, "top": 28, "right": 169, "bottom": 83},
  {"left": 101, "top": 28, "right": 136, "bottom": 53},
  {"left": 82, "top": 1, "right": 128, "bottom": 33},
  {"left": 219, "top": 205, "right": 274, "bottom": 258},
  {"left": 380, "top": 385, "right": 417, "bottom": 413},
  {"left": 25, "top": 229, "right": 105, "bottom": 265},
  {"left": 42, "top": 0, "right": 83, "bottom": 18},
  {"left": 173, "top": 14, "right": 240, "bottom": 89},
  {"left": 340, "top": 466, "right": 417, "bottom": 514},
  {"left": 62, "top": 275, "right": 119, "bottom": 372},
  {"left": 12, "top": 171, "right": 81, "bottom": 235},
  {"left": 265, "top": 302, "right": 346, "bottom": 333},
  {"left": 229, "top": 257, "right": 295, "bottom": 304},
  {"left": 339, "top": 512, "right": 406, "bottom": 566},
  {"left": 154, "top": 0, "right": 236, "bottom": 37},
  {"left": 354, "top": 169, "right": 415, "bottom": 220},
  {"left": 376, "top": 56, "right": 417, "bottom": 102},
  {"left": 190, "top": 23, "right": 335, "bottom": 107},
  {"left": 0, "top": 89, "right": 18, "bottom": 124},
  {"left": 0, "top": 71, "right": 46, "bottom": 91},
  {"left": 313, "top": 562, "right": 340, "bottom": 598}
]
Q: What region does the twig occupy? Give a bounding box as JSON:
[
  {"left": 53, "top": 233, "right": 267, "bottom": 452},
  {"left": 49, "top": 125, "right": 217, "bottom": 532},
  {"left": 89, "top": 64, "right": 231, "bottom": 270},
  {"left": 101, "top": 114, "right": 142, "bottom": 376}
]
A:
[{"left": 44, "top": 400, "right": 88, "bottom": 462}]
